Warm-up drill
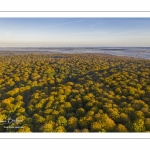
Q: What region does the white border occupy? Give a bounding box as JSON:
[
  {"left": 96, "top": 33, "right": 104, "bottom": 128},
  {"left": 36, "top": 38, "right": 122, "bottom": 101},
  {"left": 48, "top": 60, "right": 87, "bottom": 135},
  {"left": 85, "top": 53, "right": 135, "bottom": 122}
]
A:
[
  {"left": 1, "top": 12, "right": 150, "bottom": 18},
  {"left": 0, "top": 133, "right": 150, "bottom": 138},
  {"left": 0, "top": 0, "right": 150, "bottom": 11}
]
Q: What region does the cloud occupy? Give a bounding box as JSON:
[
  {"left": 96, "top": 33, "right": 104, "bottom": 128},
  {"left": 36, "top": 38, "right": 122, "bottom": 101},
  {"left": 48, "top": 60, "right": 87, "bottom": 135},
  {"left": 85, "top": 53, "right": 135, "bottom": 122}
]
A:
[{"left": 38, "top": 19, "right": 85, "bottom": 30}]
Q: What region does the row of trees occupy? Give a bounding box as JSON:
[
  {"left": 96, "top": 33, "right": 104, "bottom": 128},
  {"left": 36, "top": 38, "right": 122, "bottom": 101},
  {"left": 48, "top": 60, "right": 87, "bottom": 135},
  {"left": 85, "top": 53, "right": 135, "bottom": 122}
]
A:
[{"left": 0, "top": 53, "right": 150, "bottom": 132}]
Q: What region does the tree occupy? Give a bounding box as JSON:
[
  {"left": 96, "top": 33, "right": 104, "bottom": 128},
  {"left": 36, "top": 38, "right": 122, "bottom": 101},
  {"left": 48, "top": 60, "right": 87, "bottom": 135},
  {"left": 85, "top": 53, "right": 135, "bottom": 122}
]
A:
[
  {"left": 131, "top": 100, "right": 148, "bottom": 110},
  {"left": 120, "top": 113, "right": 130, "bottom": 124},
  {"left": 131, "top": 111, "right": 145, "bottom": 121},
  {"left": 113, "top": 124, "right": 128, "bottom": 132},
  {"left": 86, "top": 111, "right": 95, "bottom": 117},
  {"left": 56, "top": 116, "right": 67, "bottom": 127},
  {"left": 51, "top": 110, "right": 60, "bottom": 120},
  {"left": 106, "top": 108, "right": 120, "bottom": 123},
  {"left": 132, "top": 119, "right": 145, "bottom": 132},
  {"left": 99, "top": 114, "right": 116, "bottom": 132},
  {"left": 78, "top": 116, "right": 93, "bottom": 129},
  {"left": 16, "top": 107, "right": 26, "bottom": 115},
  {"left": 82, "top": 128, "right": 89, "bottom": 132},
  {"left": 67, "top": 117, "right": 78, "bottom": 131},
  {"left": 76, "top": 108, "right": 85, "bottom": 118},
  {"left": 85, "top": 102, "right": 93, "bottom": 111},
  {"left": 40, "top": 121, "right": 55, "bottom": 132},
  {"left": 15, "top": 95, "right": 23, "bottom": 101},
  {"left": 90, "top": 122, "right": 102, "bottom": 132},
  {"left": 70, "top": 99, "right": 77, "bottom": 108},
  {"left": 55, "top": 126, "right": 66, "bottom": 132},
  {"left": 64, "top": 102, "right": 73, "bottom": 113},
  {"left": 17, "top": 125, "right": 31, "bottom": 132},
  {"left": 33, "top": 114, "right": 45, "bottom": 124},
  {"left": 0, "top": 114, "right": 7, "bottom": 132},
  {"left": 43, "top": 109, "right": 53, "bottom": 116},
  {"left": 94, "top": 113, "right": 101, "bottom": 121},
  {"left": 144, "top": 118, "right": 150, "bottom": 131}
]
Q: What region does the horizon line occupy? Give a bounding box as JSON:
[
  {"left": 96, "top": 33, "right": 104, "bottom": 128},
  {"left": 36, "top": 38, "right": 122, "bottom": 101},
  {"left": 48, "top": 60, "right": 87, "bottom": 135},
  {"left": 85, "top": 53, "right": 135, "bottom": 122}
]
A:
[{"left": 0, "top": 46, "right": 150, "bottom": 48}]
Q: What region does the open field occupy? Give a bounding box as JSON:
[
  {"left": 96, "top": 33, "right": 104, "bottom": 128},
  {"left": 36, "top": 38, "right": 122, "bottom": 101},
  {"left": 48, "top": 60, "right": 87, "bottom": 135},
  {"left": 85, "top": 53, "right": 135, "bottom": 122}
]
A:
[{"left": 0, "top": 52, "right": 150, "bottom": 132}]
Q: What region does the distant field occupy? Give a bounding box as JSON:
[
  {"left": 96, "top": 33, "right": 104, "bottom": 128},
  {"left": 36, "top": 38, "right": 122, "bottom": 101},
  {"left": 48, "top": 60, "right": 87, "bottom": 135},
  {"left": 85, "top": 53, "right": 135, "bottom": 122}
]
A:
[{"left": 0, "top": 53, "right": 150, "bottom": 132}]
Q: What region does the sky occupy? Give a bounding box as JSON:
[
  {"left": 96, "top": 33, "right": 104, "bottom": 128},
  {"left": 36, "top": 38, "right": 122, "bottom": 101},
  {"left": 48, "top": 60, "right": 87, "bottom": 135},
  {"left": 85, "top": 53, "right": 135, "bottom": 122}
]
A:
[{"left": 0, "top": 18, "right": 150, "bottom": 47}]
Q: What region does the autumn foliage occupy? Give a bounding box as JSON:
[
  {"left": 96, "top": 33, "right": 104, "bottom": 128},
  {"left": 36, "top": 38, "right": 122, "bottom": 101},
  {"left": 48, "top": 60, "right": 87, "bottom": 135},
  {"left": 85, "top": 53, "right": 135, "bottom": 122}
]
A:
[{"left": 0, "top": 52, "right": 150, "bottom": 132}]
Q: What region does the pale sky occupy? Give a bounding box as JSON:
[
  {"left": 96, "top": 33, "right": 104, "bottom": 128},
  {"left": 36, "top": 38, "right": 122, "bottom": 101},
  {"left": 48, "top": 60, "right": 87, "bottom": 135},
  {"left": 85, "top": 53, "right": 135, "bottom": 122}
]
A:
[{"left": 0, "top": 18, "right": 150, "bottom": 47}]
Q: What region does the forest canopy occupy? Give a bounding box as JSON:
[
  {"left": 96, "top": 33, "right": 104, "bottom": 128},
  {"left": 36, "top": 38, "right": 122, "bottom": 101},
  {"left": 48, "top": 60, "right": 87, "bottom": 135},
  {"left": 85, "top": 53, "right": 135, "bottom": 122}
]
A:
[{"left": 0, "top": 52, "right": 150, "bottom": 132}]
